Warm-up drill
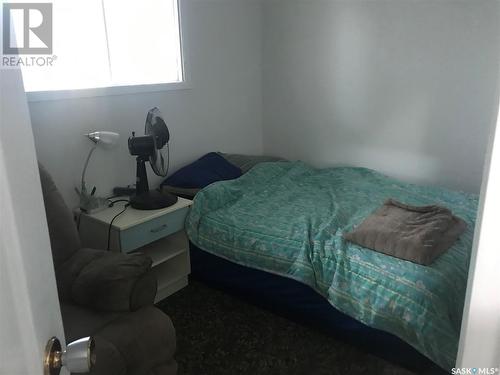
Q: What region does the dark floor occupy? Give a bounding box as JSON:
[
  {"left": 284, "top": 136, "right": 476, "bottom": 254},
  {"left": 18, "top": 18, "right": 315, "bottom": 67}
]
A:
[{"left": 158, "top": 280, "right": 417, "bottom": 375}]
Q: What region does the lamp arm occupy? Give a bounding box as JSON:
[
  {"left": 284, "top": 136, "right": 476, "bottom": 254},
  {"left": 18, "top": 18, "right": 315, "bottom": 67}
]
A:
[{"left": 81, "top": 144, "right": 98, "bottom": 194}]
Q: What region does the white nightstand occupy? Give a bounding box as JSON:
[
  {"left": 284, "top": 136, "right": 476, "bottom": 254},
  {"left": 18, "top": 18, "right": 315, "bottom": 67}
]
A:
[{"left": 77, "top": 197, "right": 193, "bottom": 302}]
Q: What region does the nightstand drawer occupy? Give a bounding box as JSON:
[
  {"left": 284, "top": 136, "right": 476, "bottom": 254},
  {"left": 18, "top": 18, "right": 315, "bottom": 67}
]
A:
[{"left": 120, "top": 206, "right": 189, "bottom": 252}]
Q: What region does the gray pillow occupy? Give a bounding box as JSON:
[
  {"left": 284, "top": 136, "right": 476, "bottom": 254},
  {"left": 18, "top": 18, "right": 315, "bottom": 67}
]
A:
[
  {"left": 219, "top": 153, "right": 284, "bottom": 174},
  {"left": 343, "top": 199, "right": 467, "bottom": 265}
]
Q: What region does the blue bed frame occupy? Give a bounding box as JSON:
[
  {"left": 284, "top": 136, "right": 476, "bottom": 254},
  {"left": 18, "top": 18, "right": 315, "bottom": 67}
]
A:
[{"left": 190, "top": 243, "right": 447, "bottom": 374}]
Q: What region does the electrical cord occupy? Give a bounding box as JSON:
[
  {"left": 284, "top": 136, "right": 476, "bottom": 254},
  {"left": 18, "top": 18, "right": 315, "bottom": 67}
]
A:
[
  {"left": 107, "top": 203, "right": 130, "bottom": 250},
  {"left": 108, "top": 199, "right": 130, "bottom": 207}
]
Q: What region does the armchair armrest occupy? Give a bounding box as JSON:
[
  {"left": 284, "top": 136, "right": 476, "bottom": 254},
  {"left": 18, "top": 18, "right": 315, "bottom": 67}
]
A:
[{"left": 58, "top": 248, "right": 157, "bottom": 312}]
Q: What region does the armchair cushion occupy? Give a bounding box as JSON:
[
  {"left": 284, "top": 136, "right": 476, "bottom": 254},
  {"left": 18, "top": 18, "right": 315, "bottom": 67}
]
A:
[
  {"left": 56, "top": 248, "right": 103, "bottom": 301},
  {"left": 95, "top": 306, "right": 177, "bottom": 375},
  {"left": 60, "top": 248, "right": 156, "bottom": 311}
]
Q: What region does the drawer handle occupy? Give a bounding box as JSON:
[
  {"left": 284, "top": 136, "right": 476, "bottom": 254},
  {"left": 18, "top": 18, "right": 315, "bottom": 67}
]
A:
[{"left": 150, "top": 224, "right": 168, "bottom": 233}]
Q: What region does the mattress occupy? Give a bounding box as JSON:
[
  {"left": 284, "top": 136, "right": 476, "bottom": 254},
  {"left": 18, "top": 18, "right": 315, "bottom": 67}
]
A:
[
  {"left": 186, "top": 161, "right": 478, "bottom": 370},
  {"left": 189, "top": 243, "right": 444, "bottom": 374}
]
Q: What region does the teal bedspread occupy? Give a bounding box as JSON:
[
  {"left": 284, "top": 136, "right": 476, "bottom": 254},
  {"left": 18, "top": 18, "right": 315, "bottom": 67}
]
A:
[{"left": 186, "top": 162, "right": 478, "bottom": 370}]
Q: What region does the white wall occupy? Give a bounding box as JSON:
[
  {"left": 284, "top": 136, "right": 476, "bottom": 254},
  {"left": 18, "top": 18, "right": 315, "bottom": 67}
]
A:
[
  {"left": 263, "top": 0, "right": 500, "bottom": 193},
  {"left": 30, "top": 0, "right": 263, "bottom": 207},
  {"left": 457, "top": 80, "right": 500, "bottom": 369}
]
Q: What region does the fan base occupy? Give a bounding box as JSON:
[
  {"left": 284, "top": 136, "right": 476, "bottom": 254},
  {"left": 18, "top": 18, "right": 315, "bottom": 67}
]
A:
[{"left": 130, "top": 190, "right": 178, "bottom": 210}]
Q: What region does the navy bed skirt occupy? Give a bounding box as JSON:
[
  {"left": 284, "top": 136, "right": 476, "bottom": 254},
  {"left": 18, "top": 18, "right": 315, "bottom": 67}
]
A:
[{"left": 189, "top": 243, "right": 446, "bottom": 374}]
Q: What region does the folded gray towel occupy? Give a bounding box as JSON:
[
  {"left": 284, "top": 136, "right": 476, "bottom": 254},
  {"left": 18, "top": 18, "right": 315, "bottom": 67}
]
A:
[{"left": 343, "top": 199, "right": 467, "bottom": 265}]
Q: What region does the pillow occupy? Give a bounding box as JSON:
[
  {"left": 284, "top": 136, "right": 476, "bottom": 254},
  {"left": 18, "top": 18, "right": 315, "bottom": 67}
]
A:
[
  {"left": 219, "top": 152, "right": 284, "bottom": 174},
  {"left": 162, "top": 152, "right": 242, "bottom": 189},
  {"left": 343, "top": 199, "right": 467, "bottom": 265}
]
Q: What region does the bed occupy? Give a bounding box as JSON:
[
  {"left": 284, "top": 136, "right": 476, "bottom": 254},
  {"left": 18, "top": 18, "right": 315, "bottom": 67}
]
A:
[{"left": 185, "top": 161, "right": 478, "bottom": 372}]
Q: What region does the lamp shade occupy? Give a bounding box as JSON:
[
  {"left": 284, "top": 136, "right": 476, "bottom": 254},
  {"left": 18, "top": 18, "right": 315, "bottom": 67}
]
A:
[{"left": 85, "top": 131, "right": 120, "bottom": 146}]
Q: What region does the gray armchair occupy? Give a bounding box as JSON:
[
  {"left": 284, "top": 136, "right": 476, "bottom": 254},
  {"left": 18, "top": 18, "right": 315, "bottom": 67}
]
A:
[{"left": 39, "top": 164, "right": 177, "bottom": 375}]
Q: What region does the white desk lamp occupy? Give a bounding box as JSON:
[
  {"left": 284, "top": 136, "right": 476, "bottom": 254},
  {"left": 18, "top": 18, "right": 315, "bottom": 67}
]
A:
[{"left": 77, "top": 131, "right": 120, "bottom": 213}]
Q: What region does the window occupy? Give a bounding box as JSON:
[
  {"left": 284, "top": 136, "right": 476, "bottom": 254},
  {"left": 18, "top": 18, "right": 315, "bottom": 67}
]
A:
[{"left": 18, "top": 0, "right": 184, "bottom": 93}]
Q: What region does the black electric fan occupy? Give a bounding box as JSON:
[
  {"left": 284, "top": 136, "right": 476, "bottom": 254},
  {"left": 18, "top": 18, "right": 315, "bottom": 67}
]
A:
[{"left": 128, "top": 107, "right": 178, "bottom": 210}]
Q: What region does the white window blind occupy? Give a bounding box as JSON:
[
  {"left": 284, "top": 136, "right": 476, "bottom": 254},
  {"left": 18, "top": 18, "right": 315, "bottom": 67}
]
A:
[{"left": 19, "top": 0, "right": 183, "bottom": 92}]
